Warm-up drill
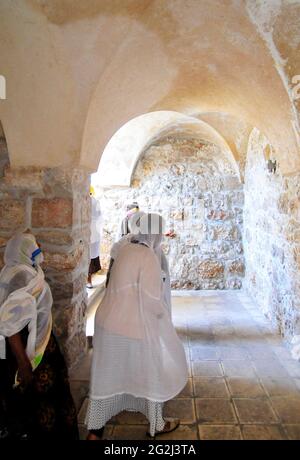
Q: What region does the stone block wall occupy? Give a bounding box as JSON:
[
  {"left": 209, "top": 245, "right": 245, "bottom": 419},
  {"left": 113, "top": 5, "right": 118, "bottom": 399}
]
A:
[
  {"left": 243, "top": 128, "right": 300, "bottom": 342},
  {"left": 97, "top": 137, "right": 245, "bottom": 290},
  {"left": 0, "top": 135, "right": 90, "bottom": 367}
]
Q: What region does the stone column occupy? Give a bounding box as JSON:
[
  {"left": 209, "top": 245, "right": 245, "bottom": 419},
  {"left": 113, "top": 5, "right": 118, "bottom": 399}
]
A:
[{"left": 0, "top": 136, "right": 90, "bottom": 367}]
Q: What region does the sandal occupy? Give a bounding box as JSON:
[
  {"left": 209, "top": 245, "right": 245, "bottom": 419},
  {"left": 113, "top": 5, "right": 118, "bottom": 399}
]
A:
[{"left": 146, "top": 418, "right": 180, "bottom": 438}]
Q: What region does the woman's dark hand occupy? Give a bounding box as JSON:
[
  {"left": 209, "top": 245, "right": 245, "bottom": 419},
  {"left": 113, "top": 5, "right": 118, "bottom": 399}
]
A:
[
  {"left": 18, "top": 361, "right": 33, "bottom": 387},
  {"left": 8, "top": 333, "right": 33, "bottom": 387}
]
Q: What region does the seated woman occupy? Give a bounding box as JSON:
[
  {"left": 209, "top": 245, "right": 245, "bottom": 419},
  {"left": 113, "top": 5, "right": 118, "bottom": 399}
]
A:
[
  {"left": 86, "top": 214, "right": 188, "bottom": 439},
  {"left": 0, "top": 231, "right": 79, "bottom": 440}
]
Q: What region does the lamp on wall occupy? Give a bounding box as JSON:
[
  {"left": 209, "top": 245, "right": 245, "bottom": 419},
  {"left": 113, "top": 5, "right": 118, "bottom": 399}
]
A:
[
  {"left": 266, "top": 158, "right": 277, "bottom": 174},
  {"left": 264, "top": 144, "right": 277, "bottom": 174}
]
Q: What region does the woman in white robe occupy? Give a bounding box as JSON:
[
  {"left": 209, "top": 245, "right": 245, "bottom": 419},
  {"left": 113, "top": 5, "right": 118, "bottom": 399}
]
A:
[
  {"left": 0, "top": 231, "right": 78, "bottom": 439},
  {"left": 107, "top": 212, "right": 172, "bottom": 315},
  {"left": 86, "top": 219, "right": 188, "bottom": 439}
]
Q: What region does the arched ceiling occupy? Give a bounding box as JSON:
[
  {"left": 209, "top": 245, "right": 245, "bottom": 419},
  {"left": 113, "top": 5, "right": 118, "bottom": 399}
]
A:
[
  {"left": 196, "top": 112, "right": 253, "bottom": 175},
  {"left": 0, "top": 0, "right": 299, "bottom": 174},
  {"left": 97, "top": 111, "right": 240, "bottom": 187}
]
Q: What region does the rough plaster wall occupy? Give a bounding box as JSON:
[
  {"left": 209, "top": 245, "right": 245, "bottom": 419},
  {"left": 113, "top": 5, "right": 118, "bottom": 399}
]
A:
[
  {"left": 243, "top": 128, "right": 300, "bottom": 342},
  {"left": 99, "top": 137, "right": 245, "bottom": 290},
  {"left": 246, "top": 0, "right": 300, "bottom": 150}
]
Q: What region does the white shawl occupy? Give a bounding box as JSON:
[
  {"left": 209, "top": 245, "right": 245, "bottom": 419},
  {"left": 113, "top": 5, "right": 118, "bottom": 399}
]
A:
[
  {"left": 90, "top": 242, "right": 187, "bottom": 402},
  {"left": 0, "top": 233, "right": 52, "bottom": 370}
]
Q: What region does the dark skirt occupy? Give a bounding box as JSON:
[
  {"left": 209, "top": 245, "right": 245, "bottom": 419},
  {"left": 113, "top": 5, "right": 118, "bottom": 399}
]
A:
[
  {"left": 88, "top": 256, "right": 101, "bottom": 276},
  {"left": 2, "top": 332, "right": 79, "bottom": 440}
]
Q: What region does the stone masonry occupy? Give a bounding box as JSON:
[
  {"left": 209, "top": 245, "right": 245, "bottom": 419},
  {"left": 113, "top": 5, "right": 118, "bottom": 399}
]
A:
[
  {"left": 97, "top": 137, "right": 245, "bottom": 290},
  {"left": 243, "top": 128, "right": 300, "bottom": 345},
  {"left": 0, "top": 135, "right": 90, "bottom": 367}
]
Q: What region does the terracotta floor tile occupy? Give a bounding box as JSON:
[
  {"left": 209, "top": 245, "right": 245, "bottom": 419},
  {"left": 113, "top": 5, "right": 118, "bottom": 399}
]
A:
[
  {"left": 195, "top": 398, "right": 237, "bottom": 424},
  {"left": 111, "top": 425, "right": 149, "bottom": 440},
  {"left": 177, "top": 378, "right": 194, "bottom": 398},
  {"left": 190, "top": 346, "right": 219, "bottom": 361},
  {"left": 192, "top": 360, "right": 223, "bottom": 377},
  {"left": 260, "top": 376, "right": 300, "bottom": 397},
  {"left": 193, "top": 377, "right": 229, "bottom": 398},
  {"left": 113, "top": 410, "right": 148, "bottom": 425},
  {"left": 226, "top": 377, "right": 266, "bottom": 398},
  {"left": 155, "top": 424, "right": 198, "bottom": 440},
  {"left": 270, "top": 397, "right": 300, "bottom": 423},
  {"left": 233, "top": 398, "right": 279, "bottom": 424},
  {"left": 222, "top": 360, "right": 257, "bottom": 378},
  {"left": 241, "top": 425, "right": 286, "bottom": 440},
  {"left": 199, "top": 424, "right": 242, "bottom": 440},
  {"left": 164, "top": 398, "right": 196, "bottom": 424},
  {"left": 283, "top": 424, "right": 300, "bottom": 440}
]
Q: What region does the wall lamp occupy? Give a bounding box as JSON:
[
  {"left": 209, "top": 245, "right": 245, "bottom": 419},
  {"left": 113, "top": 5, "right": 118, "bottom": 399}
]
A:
[{"left": 266, "top": 159, "right": 277, "bottom": 174}]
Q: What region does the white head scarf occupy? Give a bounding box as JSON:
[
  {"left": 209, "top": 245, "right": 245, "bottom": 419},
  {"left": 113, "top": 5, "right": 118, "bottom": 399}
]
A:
[
  {"left": 129, "top": 213, "right": 172, "bottom": 314},
  {"left": 110, "top": 213, "right": 172, "bottom": 315},
  {"left": 110, "top": 211, "right": 147, "bottom": 260},
  {"left": 0, "top": 232, "right": 52, "bottom": 374},
  {"left": 4, "top": 232, "right": 44, "bottom": 267}
]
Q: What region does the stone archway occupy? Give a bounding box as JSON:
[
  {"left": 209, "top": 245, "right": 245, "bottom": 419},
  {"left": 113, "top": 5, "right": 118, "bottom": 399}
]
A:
[
  {"left": 97, "top": 135, "right": 244, "bottom": 291},
  {"left": 96, "top": 111, "right": 240, "bottom": 188}
]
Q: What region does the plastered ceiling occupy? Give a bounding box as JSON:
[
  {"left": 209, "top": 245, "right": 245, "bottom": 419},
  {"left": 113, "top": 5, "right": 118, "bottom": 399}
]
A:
[{"left": 0, "top": 0, "right": 299, "bottom": 174}]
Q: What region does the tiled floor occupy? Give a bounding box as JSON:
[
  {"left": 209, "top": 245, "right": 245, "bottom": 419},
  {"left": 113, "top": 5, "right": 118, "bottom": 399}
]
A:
[{"left": 70, "top": 290, "right": 300, "bottom": 440}]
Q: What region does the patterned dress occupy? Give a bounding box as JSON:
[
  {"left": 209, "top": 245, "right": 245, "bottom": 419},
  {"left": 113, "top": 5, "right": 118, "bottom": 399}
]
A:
[
  {"left": 2, "top": 331, "right": 79, "bottom": 440},
  {"left": 86, "top": 394, "right": 165, "bottom": 437}
]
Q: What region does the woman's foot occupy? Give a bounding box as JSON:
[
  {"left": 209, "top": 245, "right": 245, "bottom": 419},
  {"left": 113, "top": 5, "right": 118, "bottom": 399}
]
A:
[{"left": 146, "top": 418, "right": 180, "bottom": 438}]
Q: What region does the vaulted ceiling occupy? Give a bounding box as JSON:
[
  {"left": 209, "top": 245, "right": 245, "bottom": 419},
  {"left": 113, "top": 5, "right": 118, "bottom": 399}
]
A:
[{"left": 0, "top": 0, "right": 299, "bottom": 174}]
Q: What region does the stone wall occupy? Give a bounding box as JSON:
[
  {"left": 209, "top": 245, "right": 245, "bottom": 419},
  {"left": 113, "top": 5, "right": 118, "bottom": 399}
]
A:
[
  {"left": 243, "top": 128, "right": 300, "bottom": 342},
  {"left": 0, "top": 135, "right": 90, "bottom": 367},
  {"left": 97, "top": 137, "right": 245, "bottom": 290}
]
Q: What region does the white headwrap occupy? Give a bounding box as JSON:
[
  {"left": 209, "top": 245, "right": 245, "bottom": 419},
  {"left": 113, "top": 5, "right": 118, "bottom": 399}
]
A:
[
  {"left": 110, "top": 211, "right": 146, "bottom": 260},
  {"left": 0, "top": 232, "right": 52, "bottom": 375},
  {"left": 110, "top": 213, "right": 171, "bottom": 315},
  {"left": 4, "top": 232, "right": 44, "bottom": 267}
]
